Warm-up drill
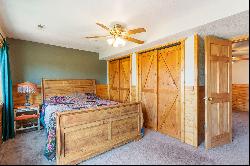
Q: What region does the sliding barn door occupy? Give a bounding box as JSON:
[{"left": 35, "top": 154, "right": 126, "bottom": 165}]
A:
[
  {"left": 109, "top": 57, "right": 131, "bottom": 103},
  {"left": 158, "top": 45, "right": 182, "bottom": 139},
  {"left": 205, "top": 36, "right": 232, "bottom": 149},
  {"left": 119, "top": 57, "right": 131, "bottom": 103},
  {"left": 139, "top": 50, "right": 158, "bottom": 130},
  {"left": 109, "top": 60, "right": 120, "bottom": 101}
]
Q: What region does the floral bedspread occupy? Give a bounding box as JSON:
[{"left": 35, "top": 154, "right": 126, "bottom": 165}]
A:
[{"left": 41, "top": 93, "right": 119, "bottom": 161}]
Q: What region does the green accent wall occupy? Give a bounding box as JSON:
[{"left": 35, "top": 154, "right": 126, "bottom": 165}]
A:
[{"left": 7, "top": 38, "right": 107, "bottom": 85}]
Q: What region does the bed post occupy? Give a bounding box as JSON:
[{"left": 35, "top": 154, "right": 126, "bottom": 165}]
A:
[
  {"left": 41, "top": 78, "right": 45, "bottom": 103},
  {"left": 56, "top": 112, "right": 61, "bottom": 165}
]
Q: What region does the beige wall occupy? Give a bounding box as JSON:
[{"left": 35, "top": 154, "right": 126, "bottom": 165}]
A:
[
  {"left": 131, "top": 53, "right": 137, "bottom": 86},
  {"left": 232, "top": 60, "right": 249, "bottom": 84},
  {"left": 185, "top": 35, "right": 195, "bottom": 86},
  {"left": 8, "top": 38, "right": 107, "bottom": 85}
]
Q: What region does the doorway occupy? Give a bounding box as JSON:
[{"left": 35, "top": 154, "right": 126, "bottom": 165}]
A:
[
  {"left": 203, "top": 35, "right": 249, "bottom": 149},
  {"left": 231, "top": 37, "right": 249, "bottom": 112}
]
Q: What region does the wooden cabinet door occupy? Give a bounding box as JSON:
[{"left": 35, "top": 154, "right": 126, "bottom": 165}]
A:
[
  {"left": 109, "top": 60, "right": 120, "bottom": 101},
  {"left": 205, "top": 36, "right": 232, "bottom": 149},
  {"left": 139, "top": 50, "right": 158, "bottom": 130},
  {"left": 157, "top": 45, "right": 182, "bottom": 139},
  {"left": 119, "top": 57, "right": 131, "bottom": 103}
]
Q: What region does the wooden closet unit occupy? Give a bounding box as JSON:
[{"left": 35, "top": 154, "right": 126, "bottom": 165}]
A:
[
  {"left": 119, "top": 57, "right": 131, "bottom": 103},
  {"left": 109, "top": 60, "right": 120, "bottom": 101},
  {"left": 138, "top": 50, "right": 158, "bottom": 130},
  {"left": 138, "top": 42, "right": 184, "bottom": 139},
  {"left": 157, "top": 45, "right": 182, "bottom": 139},
  {"left": 108, "top": 56, "right": 131, "bottom": 103}
]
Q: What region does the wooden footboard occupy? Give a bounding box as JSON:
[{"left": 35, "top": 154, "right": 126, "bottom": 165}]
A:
[{"left": 56, "top": 102, "right": 143, "bottom": 165}]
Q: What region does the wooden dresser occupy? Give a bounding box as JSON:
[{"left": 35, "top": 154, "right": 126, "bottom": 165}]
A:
[{"left": 0, "top": 103, "right": 2, "bottom": 145}]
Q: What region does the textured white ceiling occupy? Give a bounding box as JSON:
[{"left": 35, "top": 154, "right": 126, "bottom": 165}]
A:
[
  {"left": 0, "top": 0, "right": 249, "bottom": 58},
  {"left": 103, "top": 10, "right": 249, "bottom": 59}
]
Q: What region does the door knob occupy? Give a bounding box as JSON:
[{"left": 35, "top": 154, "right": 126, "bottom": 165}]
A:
[
  {"left": 208, "top": 97, "right": 213, "bottom": 101},
  {"left": 203, "top": 97, "right": 213, "bottom": 101}
]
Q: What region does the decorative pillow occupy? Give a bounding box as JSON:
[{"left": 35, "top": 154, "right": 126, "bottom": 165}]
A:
[
  {"left": 46, "top": 96, "right": 73, "bottom": 104},
  {"left": 44, "top": 93, "right": 100, "bottom": 105},
  {"left": 70, "top": 92, "right": 100, "bottom": 101},
  {"left": 85, "top": 93, "right": 100, "bottom": 100},
  {"left": 70, "top": 92, "right": 88, "bottom": 100}
]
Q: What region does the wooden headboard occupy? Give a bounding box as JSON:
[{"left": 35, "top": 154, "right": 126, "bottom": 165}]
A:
[{"left": 42, "top": 79, "right": 96, "bottom": 101}]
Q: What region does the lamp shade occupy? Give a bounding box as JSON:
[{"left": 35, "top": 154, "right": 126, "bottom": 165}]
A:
[{"left": 17, "top": 82, "right": 37, "bottom": 94}]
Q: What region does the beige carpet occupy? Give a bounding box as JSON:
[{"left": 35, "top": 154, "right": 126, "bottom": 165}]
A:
[{"left": 0, "top": 111, "right": 249, "bottom": 165}]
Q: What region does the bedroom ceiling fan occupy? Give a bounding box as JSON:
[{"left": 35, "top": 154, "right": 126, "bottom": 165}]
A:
[
  {"left": 232, "top": 55, "right": 249, "bottom": 63},
  {"left": 85, "top": 23, "right": 146, "bottom": 47}
]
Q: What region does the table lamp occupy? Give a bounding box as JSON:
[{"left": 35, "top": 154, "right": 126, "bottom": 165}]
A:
[{"left": 17, "top": 82, "right": 37, "bottom": 106}]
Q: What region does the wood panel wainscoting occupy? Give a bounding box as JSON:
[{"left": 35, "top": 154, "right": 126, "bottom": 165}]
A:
[
  {"left": 184, "top": 86, "right": 197, "bottom": 146},
  {"left": 232, "top": 84, "right": 249, "bottom": 112},
  {"left": 184, "top": 86, "right": 205, "bottom": 146},
  {"left": 130, "top": 86, "right": 137, "bottom": 102},
  {"left": 41, "top": 79, "right": 143, "bottom": 164}
]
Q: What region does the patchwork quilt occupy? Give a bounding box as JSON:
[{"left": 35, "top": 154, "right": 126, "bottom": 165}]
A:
[{"left": 40, "top": 93, "right": 119, "bottom": 161}]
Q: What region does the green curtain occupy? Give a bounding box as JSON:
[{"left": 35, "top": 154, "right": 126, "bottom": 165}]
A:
[{"left": 0, "top": 36, "right": 15, "bottom": 141}]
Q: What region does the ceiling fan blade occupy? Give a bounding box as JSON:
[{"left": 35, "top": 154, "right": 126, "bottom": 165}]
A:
[
  {"left": 96, "top": 23, "right": 110, "bottom": 31},
  {"left": 232, "top": 56, "right": 249, "bottom": 61},
  {"left": 127, "top": 28, "right": 146, "bottom": 35},
  {"left": 236, "top": 57, "right": 249, "bottom": 60},
  {"left": 122, "top": 36, "right": 144, "bottom": 44},
  {"left": 85, "top": 35, "right": 110, "bottom": 39}
]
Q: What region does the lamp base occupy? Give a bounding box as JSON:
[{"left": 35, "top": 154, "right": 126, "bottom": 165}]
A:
[
  {"left": 24, "top": 93, "right": 31, "bottom": 107},
  {"left": 24, "top": 103, "right": 31, "bottom": 106}
]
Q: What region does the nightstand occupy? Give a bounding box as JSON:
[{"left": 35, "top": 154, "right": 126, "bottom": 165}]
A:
[{"left": 14, "top": 104, "right": 40, "bottom": 133}]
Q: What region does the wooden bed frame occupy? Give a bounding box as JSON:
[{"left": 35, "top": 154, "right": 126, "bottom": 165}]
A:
[{"left": 41, "top": 79, "right": 143, "bottom": 165}]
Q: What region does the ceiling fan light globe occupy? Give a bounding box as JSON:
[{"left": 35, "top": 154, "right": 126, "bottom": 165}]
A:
[
  {"left": 107, "top": 38, "right": 115, "bottom": 45},
  {"left": 122, "top": 41, "right": 126, "bottom": 46},
  {"left": 113, "top": 39, "right": 119, "bottom": 47},
  {"left": 113, "top": 43, "right": 119, "bottom": 47},
  {"left": 115, "top": 37, "right": 126, "bottom": 47}
]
